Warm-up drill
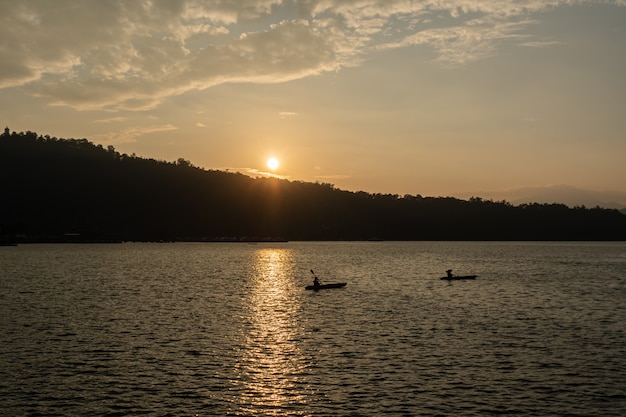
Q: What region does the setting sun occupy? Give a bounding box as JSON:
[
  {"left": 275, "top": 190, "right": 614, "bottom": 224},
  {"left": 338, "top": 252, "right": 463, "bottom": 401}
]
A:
[{"left": 267, "top": 157, "right": 279, "bottom": 170}]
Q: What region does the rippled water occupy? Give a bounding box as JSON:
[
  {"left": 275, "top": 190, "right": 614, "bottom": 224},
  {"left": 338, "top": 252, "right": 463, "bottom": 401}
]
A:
[{"left": 1, "top": 242, "right": 625, "bottom": 416}]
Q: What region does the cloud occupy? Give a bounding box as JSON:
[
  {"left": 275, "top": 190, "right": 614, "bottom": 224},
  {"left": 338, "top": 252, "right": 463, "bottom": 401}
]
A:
[
  {"left": 315, "top": 174, "right": 352, "bottom": 180},
  {"left": 520, "top": 40, "right": 563, "bottom": 47},
  {"left": 94, "top": 117, "right": 128, "bottom": 123},
  {"left": 221, "top": 167, "right": 289, "bottom": 180},
  {"left": 90, "top": 124, "right": 178, "bottom": 145},
  {"left": 279, "top": 111, "right": 297, "bottom": 118},
  {"left": 1, "top": 0, "right": 623, "bottom": 110}
]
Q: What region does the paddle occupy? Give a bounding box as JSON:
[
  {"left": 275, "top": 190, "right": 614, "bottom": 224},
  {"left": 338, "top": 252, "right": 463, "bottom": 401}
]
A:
[{"left": 310, "top": 269, "right": 320, "bottom": 285}]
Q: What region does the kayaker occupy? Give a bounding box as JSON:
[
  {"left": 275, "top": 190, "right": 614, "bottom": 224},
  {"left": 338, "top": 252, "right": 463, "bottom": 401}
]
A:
[
  {"left": 313, "top": 276, "right": 320, "bottom": 288},
  {"left": 446, "top": 269, "right": 453, "bottom": 278}
]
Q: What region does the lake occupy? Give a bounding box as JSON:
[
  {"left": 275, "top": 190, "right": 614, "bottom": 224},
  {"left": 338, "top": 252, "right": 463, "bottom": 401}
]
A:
[{"left": 1, "top": 241, "right": 625, "bottom": 416}]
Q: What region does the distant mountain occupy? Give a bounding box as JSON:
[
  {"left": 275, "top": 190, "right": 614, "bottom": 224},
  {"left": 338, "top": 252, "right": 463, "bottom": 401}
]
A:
[{"left": 458, "top": 185, "right": 626, "bottom": 210}]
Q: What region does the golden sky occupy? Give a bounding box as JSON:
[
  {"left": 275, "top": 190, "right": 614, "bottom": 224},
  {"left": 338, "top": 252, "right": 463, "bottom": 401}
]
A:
[{"left": 1, "top": 1, "right": 625, "bottom": 206}]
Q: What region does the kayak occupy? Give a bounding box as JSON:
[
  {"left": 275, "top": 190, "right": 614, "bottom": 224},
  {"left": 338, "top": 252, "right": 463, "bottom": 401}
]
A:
[
  {"left": 305, "top": 282, "right": 347, "bottom": 290},
  {"left": 440, "top": 275, "right": 477, "bottom": 281}
]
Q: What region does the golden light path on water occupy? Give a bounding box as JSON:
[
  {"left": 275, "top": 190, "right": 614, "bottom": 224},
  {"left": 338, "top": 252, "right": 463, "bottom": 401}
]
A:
[{"left": 235, "top": 248, "right": 307, "bottom": 415}]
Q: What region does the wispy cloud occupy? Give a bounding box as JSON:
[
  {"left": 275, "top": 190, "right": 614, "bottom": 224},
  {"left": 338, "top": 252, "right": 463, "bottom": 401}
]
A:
[
  {"left": 315, "top": 174, "right": 352, "bottom": 180},
  {"left": 94, "top": 117, "right": 127, "bottom": 123},
  {"left": 1, "top": 1, "right": 623, "bottom": 110},
  {"left": 520, "top": 40, "right": 563, "bottom": 47},
  {"left": 90, "top": 124, "right": 177, "bottom": 145},
  {"left": 220, "top": 167, "right": 289, "bottom": 180}
]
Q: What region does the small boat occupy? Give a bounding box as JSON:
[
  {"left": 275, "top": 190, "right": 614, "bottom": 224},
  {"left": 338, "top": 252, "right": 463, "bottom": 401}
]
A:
[
  {"left": 440, "top": 275, "right": 477, "bottom": 281},
  {"left": 441, "top": 269, "right": 477, "bottom": 280},
  {"left": 305, "top": 282, "right": 347, "bottom": 290},
  {"left": 306, "top": 269, "right": 347, "bottom": 290}
]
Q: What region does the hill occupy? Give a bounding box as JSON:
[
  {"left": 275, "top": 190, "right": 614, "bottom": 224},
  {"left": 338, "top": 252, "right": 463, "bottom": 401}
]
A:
[
  {"left": 456, "top": 186, "right": 626, "bottom": 210},
  {"left": 1, "top": 127, "right": 625, "bottom": 242}
]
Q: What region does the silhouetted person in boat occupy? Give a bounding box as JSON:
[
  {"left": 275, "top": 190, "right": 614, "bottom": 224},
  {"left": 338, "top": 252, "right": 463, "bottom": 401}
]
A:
[
  {"left": 313, "top": 276, "right": 320, "bottom": 288},
  {"left": 446, "top": 269, "right": 453, "bottom": 278}
]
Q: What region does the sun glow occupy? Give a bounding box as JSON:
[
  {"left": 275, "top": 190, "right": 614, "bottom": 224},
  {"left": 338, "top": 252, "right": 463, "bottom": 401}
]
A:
[{"left": 267, "top": 157, "right": 279, "bottom": 170}]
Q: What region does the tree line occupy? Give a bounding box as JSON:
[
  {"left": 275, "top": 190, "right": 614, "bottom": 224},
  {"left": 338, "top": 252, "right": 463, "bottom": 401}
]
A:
[{"left": 1, "top": 127, "right": 625, "bottom": 242}]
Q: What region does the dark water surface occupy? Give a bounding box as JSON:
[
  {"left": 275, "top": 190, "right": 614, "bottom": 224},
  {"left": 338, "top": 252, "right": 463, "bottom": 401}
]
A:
[{"left": 1, "top": 242, "right": 625, "bottom": 416}]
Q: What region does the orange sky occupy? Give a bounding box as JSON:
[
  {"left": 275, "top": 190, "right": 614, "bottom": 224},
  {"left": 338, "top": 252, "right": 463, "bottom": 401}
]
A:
[{"left": 1, "top": 1, "right": 625, "bottom": 207}]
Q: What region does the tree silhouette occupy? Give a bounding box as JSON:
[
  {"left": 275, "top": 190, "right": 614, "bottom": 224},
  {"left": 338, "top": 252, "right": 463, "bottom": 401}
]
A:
[{"left": 1, "top": 127, "right": 625, "bottom": 242}]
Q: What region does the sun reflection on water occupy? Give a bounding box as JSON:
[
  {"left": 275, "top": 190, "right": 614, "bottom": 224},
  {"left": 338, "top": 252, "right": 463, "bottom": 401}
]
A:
[{"left": 235, "top": 248, "right": 307, "bottom": 415}]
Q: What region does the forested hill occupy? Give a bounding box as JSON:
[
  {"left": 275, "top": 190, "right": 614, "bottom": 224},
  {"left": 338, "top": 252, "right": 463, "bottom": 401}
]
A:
[{"left": 1, "top": 128, "right": 625, "bottom": 242}]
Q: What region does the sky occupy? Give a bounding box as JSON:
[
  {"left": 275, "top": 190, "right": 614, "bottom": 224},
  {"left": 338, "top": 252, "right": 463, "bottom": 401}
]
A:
[{"left": 1, "top": 0, "right": 625, "bottom": 207}]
